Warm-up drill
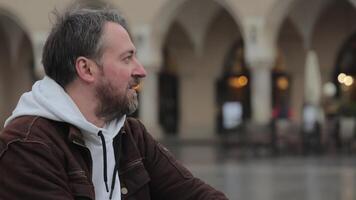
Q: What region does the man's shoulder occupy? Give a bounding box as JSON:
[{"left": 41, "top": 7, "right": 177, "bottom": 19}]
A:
[
  {"left": 3, "top": 115, "right": 58, "bottom": 133},
  {"left": 123, "top": 117, "right": 152, "bottom": 143},
  {"left": 124, "top": 117, "right": 146, "bottom": 136},
  {"left": 0, "top": 116, "right": 66, "bottom": 150},
  {"left": 124, "top": 117, "right": 144, "bottom": 129}
]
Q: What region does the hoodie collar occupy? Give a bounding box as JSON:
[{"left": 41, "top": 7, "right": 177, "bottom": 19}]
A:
[{"left": 5, "top": 76, "right": 125, "bottom": 139}]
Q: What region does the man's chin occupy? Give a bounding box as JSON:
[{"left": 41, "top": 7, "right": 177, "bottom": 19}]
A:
[
  {"left": 129, "top": 89, "right": 138, "bottom": 97},
  {"left": 124, "top": 97, "right": 138, "bottom": 114}
]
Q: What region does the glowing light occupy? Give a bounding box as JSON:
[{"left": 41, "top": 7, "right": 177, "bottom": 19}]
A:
[
  {"left": 338, "top": 73, "right": 347, "bottom": 83},
  {"left": 323, "top": 82, "right": 336, "bottom": 97},
  {"left": 228, "top": 77, "right": 239, "bottom": 88},
  {"left": 277, "top": 77, "right": 289, "bottom": 90},
  {"left": 344, "top": 76, "right": 354, "bottom": 86},
  {"left": 229, "top": 76, "right": 248, "bottom": 88},
  {"left": 238, "top": 76, "right": 248, "bottom": 87}
]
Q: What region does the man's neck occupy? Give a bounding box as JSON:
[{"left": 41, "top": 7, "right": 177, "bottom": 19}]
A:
[{"left": 65, "top": 82, "right": 105, "bottom": 128}]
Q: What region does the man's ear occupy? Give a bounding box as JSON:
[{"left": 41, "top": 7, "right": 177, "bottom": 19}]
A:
[{"left": 75, "top": 56, "right": 97, "bottom": 83}]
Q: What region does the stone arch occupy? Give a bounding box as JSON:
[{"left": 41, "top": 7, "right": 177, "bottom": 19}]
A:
[
  {"left": 203, "top": 9, "right": 246, "bottom": 132},
  {"left": 159, "top": 21, "right": 194, "bottom": 134},
  {"left": 265, "top": 0, "right": 298, "bottom": 43},
  {"left": 267, "top": 0, "right": 335, "bottom": 45},
  {"left": 203, "top": 9, "right": 243, "bottom": 77},
  {"left": 0, "top": 9, "right": 34, "bottom": 126},
  {"left": 271, "top": 0, "right": 356, "bottom": 122},
  {"left": 313, "top": 0, "right": 356, "bottom": 84},
  {"left": 154, "top": 0, "right": 243, "bottom": 136},
  {"left": 162, "top": 21, "right": 194, "bottom": 75},
  {"left": 0, "top": 7, "right": 30, "bottom": 35},
  {"left": 151, "top": 0, "right": 243, "bottom": 63}
]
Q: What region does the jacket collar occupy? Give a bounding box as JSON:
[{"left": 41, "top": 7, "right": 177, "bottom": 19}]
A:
[{"left": 68, "top": 125, "right": 86, "bottom": 146}]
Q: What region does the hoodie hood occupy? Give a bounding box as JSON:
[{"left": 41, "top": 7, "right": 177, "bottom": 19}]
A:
[{"left": 5, "top": 76, "right": 125, "bottom": 138}]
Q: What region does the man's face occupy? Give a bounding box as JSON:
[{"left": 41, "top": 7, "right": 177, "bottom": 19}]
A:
[{"left": 94, "top": 22, "right": 146, "bottom": 122}]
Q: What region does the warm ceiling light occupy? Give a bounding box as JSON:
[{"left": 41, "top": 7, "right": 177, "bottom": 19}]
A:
[
  {"left": 338, "top": 73, "right": 346, "bottom": 83},
  {"left": 229, "top": 76, "right": 248, "bottom": 89},
  {"left": 344, "top": 76, "right": 354, "bottom": 86},
  {"left": 277, "top": 77, "right": 289, "bottom": 90},
  {"left": 238, "top": 76, "right": 248, "bottom": 87}
]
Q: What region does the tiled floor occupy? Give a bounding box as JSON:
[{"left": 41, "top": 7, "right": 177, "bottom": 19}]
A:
[{"left": 162, "top": 143, "right": 356, "bottom": 200}]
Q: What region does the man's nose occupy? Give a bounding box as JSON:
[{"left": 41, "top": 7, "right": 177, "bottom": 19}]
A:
[{"left": 133, "top": 59, "right": 147, "bottom": 78}]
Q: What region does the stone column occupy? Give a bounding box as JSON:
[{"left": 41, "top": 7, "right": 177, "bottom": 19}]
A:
[
  {"left": 243, "top": 17, "right": 276, "bottom": 125},
  {"left": 139, "top": 66, "right": 162, "bottom": 138},
  {"left": 250, "top": 64, "right": 273, "bottom": 124},
  {"left": 133, "top": 25, "right": 163, "bottom": 138}
]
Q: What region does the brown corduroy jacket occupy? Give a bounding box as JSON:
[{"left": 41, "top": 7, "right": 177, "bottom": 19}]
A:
[{"left": 0, "top": 116, "right": 228, "bottom": 200}]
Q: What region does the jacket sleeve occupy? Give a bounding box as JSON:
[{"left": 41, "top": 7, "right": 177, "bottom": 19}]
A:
[
  {"left": 131, "top": 119, "right": 229, "bottom": 200},
  {"left": 0, "top": 140, "right": 74, "bottom": 200}
]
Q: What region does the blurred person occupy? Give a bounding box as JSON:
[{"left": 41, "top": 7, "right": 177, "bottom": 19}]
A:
[{"left": 0, "top": 4, "right": 227, "bottom": 200}]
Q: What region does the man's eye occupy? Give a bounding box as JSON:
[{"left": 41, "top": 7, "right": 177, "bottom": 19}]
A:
[
  {"left": 124, "top": 56, "right": 131, "bottom": 63},
  {"left": 124, "top": 55, "right": 134, "bottom": 63}
]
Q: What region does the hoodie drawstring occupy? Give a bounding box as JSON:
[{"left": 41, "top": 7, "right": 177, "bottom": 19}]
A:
[
  {"left": 98, "top": 131, "right": 109, "bottom": 193},
  {"left": 109, "top": 165, "right": 118, "bottom": 199},
  {"left": 109, "top": 131, "right": 123, "bottom": 199},
  {"left": 99, "top": 130, "right": 123, "bottom": 199}
]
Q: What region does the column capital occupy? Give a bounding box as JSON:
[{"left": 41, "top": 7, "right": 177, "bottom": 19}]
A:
[
  {"left": 132, "top": 25, "right": 162, "bottom": 72},
  {"left": 304, "top": 49, "right": 322, "bottom": 106},
  {"left": 242, "top": 17, "right": 276, "bottom": 70},
  {"left": 247, "top": 59, "right": 275, "bottom": 70}
]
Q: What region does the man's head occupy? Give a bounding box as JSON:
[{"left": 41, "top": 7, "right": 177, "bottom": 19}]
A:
[
  {"left": 42, "top": 6, "right": 128, "bottom": 87},
  {"left": 42, "top": 6, "right": 146, "bottom": 122}
]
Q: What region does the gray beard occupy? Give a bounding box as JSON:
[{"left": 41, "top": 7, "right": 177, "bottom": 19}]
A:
[{"left": 94, "top": 78, "right": 138, "bottom": 123}]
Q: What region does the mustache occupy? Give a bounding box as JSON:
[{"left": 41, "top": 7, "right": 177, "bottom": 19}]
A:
[
  {"left": 129, "top": 77, "right": 142, "bottom": 90},
  {"left": 129, "top": 77, "right": 140, "bottom": 86}
]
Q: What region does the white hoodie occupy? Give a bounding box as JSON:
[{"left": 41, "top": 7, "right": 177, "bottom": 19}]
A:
[{"left": 5, "top": 76, "right": 123, "bottom": 200}]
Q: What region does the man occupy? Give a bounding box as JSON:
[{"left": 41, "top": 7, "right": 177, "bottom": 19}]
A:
[{"left": 0, "top": 4, "right": 228, "bottom": 200}]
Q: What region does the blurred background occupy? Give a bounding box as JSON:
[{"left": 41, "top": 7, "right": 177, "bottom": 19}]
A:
[{"left": 1, "top": 0, "right": 356, "bottom": 199}]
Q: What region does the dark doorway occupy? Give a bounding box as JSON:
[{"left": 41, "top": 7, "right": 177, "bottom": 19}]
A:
[
  {"left": 216, "top": 40, "right": 251, "bottom": 134},
  {"left": 334, "top": 32, "right": 356, "bottom": 104},
  {"left": 271, "top": 53, "right": 292, "bottom": 120},
  {"left": 159, "top": 48, "right": 180, "bottom": 134}
]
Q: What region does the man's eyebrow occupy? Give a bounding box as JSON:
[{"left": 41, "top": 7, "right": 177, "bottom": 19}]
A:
[{"left": 120, "top": 50, "right": 135, "bottom": 58}]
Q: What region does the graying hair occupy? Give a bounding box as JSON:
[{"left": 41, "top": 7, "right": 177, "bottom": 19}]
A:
[{"left": 42, "top": 3, "right": 128, "bottom": 87}]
